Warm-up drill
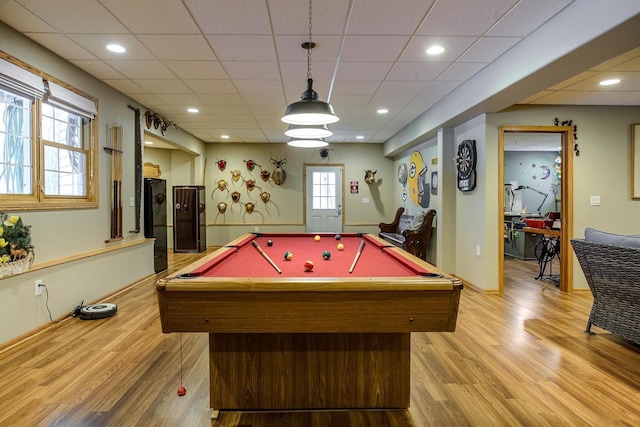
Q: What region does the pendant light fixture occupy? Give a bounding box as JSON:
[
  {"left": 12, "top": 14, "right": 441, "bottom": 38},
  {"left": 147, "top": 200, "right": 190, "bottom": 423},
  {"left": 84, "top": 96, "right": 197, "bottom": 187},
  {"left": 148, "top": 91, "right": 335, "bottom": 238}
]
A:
[
  {"left": 281, "top": 0, "right": 339, "bottom": 126},
  {"left": 285, "top": 123, "right": 333, "bottom": 139},
  {"left": 287, "top": 137, "right": 328, "bottom": 148}
]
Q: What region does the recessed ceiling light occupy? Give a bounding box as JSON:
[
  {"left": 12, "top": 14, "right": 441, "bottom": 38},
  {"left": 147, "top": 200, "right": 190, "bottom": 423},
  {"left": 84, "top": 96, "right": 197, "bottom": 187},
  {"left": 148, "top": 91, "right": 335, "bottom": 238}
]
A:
[
  {"left": 426, "top": 45, "right": 445, "bottom": 55},
  {"left": 221, "top": 135, "right": 229, "bottom": 139},
  {"left": 599, "top": 78, "right": 620, "bottom": 86},
  {"left": 144, "top": 141, "right": 153, "bottom": 145},
  {"left": 187, "top": 108, "right": 199, "bottom": 113},
  {"left": 356, "top": 135, "right": 364, "bottom": 140},
  {"left": 377, "top": 109, "right": 388, "bottom": 114},
  {"left": 106, "top": 44, "right": 126, "bottom": 53}
]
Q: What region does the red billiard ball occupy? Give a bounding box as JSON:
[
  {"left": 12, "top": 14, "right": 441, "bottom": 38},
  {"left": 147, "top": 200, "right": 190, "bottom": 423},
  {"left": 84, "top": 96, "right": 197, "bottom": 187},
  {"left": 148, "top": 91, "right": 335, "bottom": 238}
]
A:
[{"left": 304, "top": 260, "right": 314, "bottom": 271}]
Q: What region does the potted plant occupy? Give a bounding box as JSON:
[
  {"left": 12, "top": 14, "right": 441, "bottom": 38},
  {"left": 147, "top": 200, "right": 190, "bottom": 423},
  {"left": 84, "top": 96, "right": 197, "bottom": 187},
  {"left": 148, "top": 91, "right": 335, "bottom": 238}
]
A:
[{"left": 0, "top": 212, "right": 34, "bottom": 278}]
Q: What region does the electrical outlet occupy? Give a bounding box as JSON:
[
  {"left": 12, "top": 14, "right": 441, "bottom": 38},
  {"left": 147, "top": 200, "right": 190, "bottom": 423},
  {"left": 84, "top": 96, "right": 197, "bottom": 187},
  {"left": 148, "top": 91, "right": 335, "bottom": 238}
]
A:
[
  {"left": 35, "top": 279, "right": 43, "bottom": 296},
  {"left": 475, "top": 245, "right": 481, "bottom": 256}
]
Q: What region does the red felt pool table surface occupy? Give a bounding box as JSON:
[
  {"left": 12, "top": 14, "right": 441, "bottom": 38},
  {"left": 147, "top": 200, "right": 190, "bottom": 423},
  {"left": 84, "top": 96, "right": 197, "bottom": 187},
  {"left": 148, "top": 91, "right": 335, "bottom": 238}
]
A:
[{"left": 189, "top": 232, "right": 432, "bottom": 278}]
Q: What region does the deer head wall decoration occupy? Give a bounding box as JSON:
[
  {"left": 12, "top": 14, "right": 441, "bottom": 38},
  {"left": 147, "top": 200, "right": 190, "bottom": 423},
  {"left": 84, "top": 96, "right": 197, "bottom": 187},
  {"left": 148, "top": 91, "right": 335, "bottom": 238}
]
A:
[
  {"left": 364, "top": 169, "right": 377, "bottom": 185},
  {"left": 270, "top": 155, "right": 287, "bottom": 185}
]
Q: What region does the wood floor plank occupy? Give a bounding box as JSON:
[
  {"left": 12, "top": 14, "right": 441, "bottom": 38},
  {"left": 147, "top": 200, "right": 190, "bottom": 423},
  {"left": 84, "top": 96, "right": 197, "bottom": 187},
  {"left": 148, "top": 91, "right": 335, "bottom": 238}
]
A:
[{"left": 0, "top": 255, "right": 638, "bottom": 426}]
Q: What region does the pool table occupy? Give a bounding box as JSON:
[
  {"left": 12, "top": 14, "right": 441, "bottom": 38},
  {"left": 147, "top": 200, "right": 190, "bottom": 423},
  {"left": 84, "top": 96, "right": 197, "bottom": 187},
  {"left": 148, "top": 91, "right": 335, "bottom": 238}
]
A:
[{"left": 156, "top": 232, "right": 462, "bottom": 418}]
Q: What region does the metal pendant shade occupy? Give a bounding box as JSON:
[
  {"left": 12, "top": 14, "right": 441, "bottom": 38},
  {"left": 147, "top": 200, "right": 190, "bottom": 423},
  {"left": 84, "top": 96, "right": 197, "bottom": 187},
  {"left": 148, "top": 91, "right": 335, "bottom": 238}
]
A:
[
  {"left": 285, "top": 122, "right": 333, "bottom": 139},
  {"left": 287, "top": 137, "right": 328, "bottom": 148},
  {"left": 282, "top": 79, "right": 339, "bottom": 125},
  {"left": 281, "top": 0, "right": 338, "bottom": 127}
]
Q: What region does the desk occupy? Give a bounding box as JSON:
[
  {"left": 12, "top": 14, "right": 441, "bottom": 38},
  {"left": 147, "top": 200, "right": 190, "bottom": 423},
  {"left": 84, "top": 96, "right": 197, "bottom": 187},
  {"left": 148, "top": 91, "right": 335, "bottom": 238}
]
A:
[
  {"left": 522, "top": 227, "right": 561, "bottom": 284},
  {"left": 156, "top": 232, "right": 462, "bottom": 418}
]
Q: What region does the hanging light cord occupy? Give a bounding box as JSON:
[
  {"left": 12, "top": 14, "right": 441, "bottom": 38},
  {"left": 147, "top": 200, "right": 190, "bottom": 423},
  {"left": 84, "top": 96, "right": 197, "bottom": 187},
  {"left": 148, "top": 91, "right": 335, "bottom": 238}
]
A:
[{"left": 307, "top": 0, "right": 313, "bottom": 80}]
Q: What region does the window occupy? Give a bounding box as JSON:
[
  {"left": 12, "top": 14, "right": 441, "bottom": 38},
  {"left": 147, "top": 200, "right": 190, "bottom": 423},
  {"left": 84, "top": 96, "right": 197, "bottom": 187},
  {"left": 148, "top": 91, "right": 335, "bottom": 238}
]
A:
[
  {"left": 0, "top": 54, "right": 97, "bottom": 210},
  {"left": 0, "top": 88, "right": 32, "bottom": 195},
  {"left": 312, "top": 171, "right": 336, "bottom": 209}
]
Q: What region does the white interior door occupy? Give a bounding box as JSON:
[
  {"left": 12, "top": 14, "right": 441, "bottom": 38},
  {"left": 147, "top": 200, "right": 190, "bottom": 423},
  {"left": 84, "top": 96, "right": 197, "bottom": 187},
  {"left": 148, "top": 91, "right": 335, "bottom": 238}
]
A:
[{"left": 305, "top": 165, "right": 343, "bottom": 233}]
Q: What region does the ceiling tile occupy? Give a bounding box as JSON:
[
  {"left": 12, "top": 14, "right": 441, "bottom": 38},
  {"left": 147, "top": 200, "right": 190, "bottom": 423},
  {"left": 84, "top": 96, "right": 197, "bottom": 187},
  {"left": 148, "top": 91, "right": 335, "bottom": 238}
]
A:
[
  {"left": 417, "top": 0, "right": 518, "bottom": 36},
  {"left": 530, "top": 91, "right": 602, "bottom": 104},
  {"left": 341, "top": 36, "right": 411, "bottom": 62},
  {"left": 222, "top": 61, "right": 280, "bottom": 80},
  {"left": 100, "top": 0, "right": 199, "bottom": 34},
  {"left": 197, "top": 94, "right": 246, "bottom": 106},
  {"left": 154, "top": 93, "right": 203, "bottom": 106},
  {"left": 438, "top": 62, "right": 487, "bottom": 81},
  {"left": 235, "top": 80, "right": 283, "bottom": 95},
  {"left": 72, "top": 60, "right": 125, "bottom": 80},
  {"left": 104, "top": 79, "right": 148, "bottom": 94},
  {"left": 206, "top": 35, "right": 276, "bottom": 61},
  {"left": 399, "top": 35, "right": 478, "bottom": 63},
  {"left": 24, "top": 33, "right": 96, "bottom": 60},
  {"left": 348, "top": 0, "right": 434, "bottom": 35},
  {"left": 15, "top": 0, "right": 128, "bottom": 33},
  {"left": 184, "top": 80, "right": 238, "bottom": 95},
  {"left": 138, "top": 35, "right": 216, "bottom": 61},
  {"left": 487, "top": 0, "right": 573, "bottom": 37},
  {"left": 387, "top": 62, "right": 449, "bottom": 81},
  {"left": 134, "top": 80, "right": 193, "bottom": 94},
  {"left": 106, "top": 60, "right": 175, "bottom": 79},
  {"left": 0, "top": 1, "right": 56, "bottom": 32},
  {"left": 335, "top": 62, "right": 394, "bottom": 81},
  {"left": 164, "top": 61, "right": 227, "bottom": 80},
  {"left": 185, "top": 0, "right": 271, "bottom": 35},
  {"left": 457, "top": 36, "right": 521, "bottom": 63},
  {"left": 268, "top": 0, "right": 348, "bottom": 35},
  {"left": 275, "top": 35, "right": 342, "bottom": 62},
  {"left": 68, "top": 34, "right": 156, "bottom": 61}
]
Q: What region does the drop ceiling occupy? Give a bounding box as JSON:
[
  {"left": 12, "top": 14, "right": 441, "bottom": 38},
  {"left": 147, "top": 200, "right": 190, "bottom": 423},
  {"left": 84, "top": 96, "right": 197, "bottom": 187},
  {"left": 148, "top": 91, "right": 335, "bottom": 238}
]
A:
[{"left": 1, "top": 0, "right": 639, "bottom": 146}]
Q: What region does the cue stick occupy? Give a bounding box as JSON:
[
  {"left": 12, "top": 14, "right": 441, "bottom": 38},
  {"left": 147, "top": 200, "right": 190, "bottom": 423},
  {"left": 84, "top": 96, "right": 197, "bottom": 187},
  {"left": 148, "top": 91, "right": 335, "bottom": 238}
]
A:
[
  {"left": 252, "top": 240, "right": 282, "bottom": 274},
  {"left": 349, "top": 239, "right": 366, "bottom": 273}
]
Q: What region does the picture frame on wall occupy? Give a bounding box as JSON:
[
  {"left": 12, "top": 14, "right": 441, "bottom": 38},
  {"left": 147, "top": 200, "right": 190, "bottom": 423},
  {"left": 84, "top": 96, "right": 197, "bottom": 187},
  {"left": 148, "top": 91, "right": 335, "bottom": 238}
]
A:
[{"left": 632, "top": 124, "right": 640, "bottom": 200}]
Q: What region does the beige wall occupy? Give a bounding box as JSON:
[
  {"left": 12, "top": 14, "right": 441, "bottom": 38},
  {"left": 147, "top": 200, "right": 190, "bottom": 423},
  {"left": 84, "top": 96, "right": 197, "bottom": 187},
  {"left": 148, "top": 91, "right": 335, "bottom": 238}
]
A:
[
  {"left": 203, "top": 143, "right": 395, "bottom": 246},
  {"left": 488, "top": 105, "right": 640, "bottom": 290},
  {"left": 0, "top": 23, "right": 206, "bottom": 344}
]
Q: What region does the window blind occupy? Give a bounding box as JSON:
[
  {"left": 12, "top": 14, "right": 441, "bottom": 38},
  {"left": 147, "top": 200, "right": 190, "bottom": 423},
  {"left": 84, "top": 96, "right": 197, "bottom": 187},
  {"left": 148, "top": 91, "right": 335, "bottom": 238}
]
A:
[
  {"left": 45, "top": 80, "right": 97, "bottom": 118},
  {"left": 0, "top": 58, "right": 45, "bottom": 98}
]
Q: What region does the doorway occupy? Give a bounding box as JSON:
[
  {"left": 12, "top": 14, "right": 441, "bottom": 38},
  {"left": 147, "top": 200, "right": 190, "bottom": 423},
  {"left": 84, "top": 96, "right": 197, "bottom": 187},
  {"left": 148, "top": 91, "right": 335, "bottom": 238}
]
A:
[
  {"left": 499, "top": 126, "right": 574, "bottom": 294},
  {"left": 303, "top": 164, "right": 344, "bottom": 233}
]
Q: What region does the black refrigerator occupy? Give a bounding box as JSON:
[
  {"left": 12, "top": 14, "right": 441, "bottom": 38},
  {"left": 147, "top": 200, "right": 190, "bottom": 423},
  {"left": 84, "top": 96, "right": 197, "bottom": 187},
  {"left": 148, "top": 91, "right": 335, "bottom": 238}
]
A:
[{"left": 144, "top": 178, "right": 168, "bottom": 273}]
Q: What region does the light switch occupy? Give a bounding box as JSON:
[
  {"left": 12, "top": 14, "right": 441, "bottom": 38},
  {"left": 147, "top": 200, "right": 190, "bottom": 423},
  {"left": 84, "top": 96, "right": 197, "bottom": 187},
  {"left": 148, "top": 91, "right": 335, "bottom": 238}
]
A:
[
  {"left": 590, "top": 196, "right": 601, "bottom": 206},
  {"left": 129, "top": 196, "right": 135, "bottom": 207},
  {"left": 362, "top": 198, "right": 369, "bottom": 204}
]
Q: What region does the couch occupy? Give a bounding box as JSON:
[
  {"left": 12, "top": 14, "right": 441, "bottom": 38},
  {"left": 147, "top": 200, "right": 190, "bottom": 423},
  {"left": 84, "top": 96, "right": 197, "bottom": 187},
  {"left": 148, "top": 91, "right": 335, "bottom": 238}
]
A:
[
  {"left": 378, "top": 208, "right": 436, "bottom": 261},
  {"left": 571, "top": 227, "right": 640, "bottom": 345}
]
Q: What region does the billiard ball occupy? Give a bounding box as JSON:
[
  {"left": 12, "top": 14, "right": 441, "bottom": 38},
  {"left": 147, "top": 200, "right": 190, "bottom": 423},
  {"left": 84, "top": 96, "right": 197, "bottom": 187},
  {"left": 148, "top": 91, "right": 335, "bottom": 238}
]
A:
[
  {"left": 284, "top": 251, "right": 293, "bottom": 260},
  {"left": 266, "top": 239, "right": 273, "bottom": 247},
  {"left": 304, "top": 260, "right": 314, "bottom": 272},
  {"left": 335, "top": 234, "right": 341, "bottom": 240},
  {"left": 322, "top": 251, "right": 331, "bottom": 260},
  {"left": 337, "top": 243, "right": 344, "bottom": 251},
  {"left": 314, "top": 235, "right": 321, "bottom": 242}
]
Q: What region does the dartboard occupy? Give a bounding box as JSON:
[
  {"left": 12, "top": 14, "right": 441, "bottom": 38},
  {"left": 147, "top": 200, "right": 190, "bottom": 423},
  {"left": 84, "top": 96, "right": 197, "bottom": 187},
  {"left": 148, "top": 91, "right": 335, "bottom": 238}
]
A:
[{"left": 456, "top": 139, "right": 477, "bottom": 191}]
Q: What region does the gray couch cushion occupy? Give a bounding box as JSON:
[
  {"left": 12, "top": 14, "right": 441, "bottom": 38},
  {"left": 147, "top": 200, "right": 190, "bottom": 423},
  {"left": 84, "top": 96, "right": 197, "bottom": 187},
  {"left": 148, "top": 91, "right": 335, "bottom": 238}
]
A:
[{"left": 584, "top": 227, "right": 640, "bottom": 248}]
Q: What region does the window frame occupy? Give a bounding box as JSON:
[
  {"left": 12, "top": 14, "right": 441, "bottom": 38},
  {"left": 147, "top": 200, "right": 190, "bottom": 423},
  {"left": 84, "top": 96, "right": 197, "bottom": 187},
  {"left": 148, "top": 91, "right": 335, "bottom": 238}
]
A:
[{"left": 0, "top": 52, "right": 98, "bottom": 211}]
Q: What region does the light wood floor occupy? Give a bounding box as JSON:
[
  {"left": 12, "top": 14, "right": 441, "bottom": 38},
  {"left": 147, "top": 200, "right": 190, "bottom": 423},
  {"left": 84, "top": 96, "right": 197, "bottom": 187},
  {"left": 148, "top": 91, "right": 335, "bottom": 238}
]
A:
[{"left": 1, "top": 254, "right": 638, "bottom": 426}]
